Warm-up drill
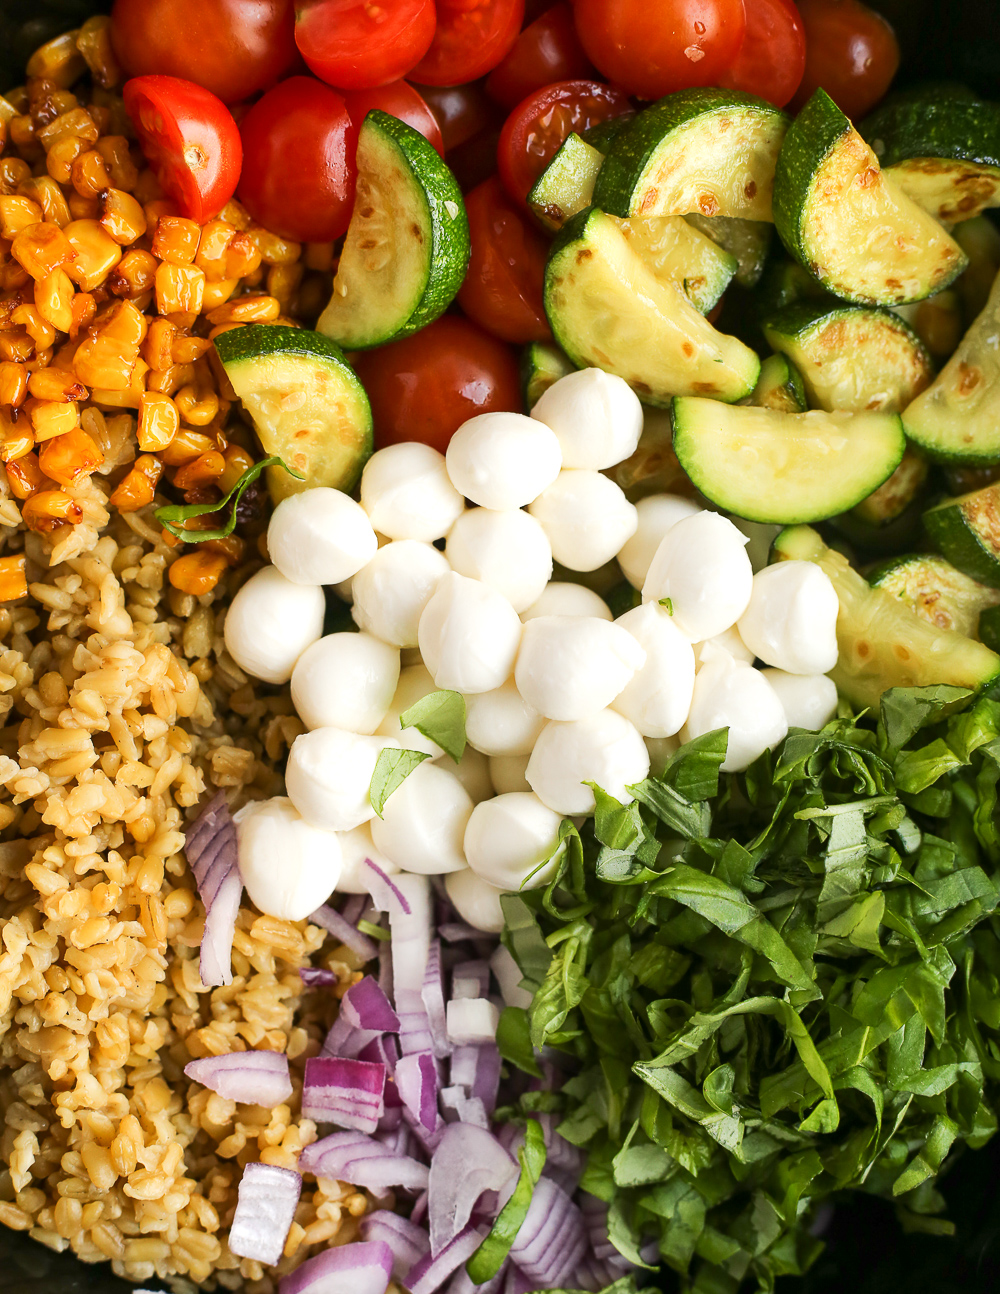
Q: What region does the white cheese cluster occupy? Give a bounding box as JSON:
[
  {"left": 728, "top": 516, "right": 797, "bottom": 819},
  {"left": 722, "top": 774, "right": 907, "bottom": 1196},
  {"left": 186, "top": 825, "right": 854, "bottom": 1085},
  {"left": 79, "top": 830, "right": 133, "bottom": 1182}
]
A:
[{"left": 223, "top": 369, "right": 840, "bottom": 928}]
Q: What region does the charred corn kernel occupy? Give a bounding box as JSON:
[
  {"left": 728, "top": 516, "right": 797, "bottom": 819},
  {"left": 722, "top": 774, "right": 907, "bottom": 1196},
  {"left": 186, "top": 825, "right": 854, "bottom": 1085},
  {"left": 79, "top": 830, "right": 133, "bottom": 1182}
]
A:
[
  {"left": 69, "top": 291, "right": 95, "bottom": 338},
  {"left": 99, "top": 189, "right": 146, "bottom": 245},
  {"left": 153, "top": 217, "right": 200, "bottom": 266},
  {"left": 0, "top": 197, "right": 44, "bottom": 240},
  {"left": 206, "top": 294, "right": 281, "bottom": 326},
  {"left": 196, "top": 220, "right": 235, "bottom": 278},
  {"left": 143, "top": 318, "right": 175, "bottom": 373},
  {"left": 18, "top": 178, "right": 71, "bottom": 229},
  {"left": 46, "top": 134, "right": 86, "bottom": 185},
  {"left": 248, "top": 226, "right": 300, "bottom": 266},
  {"left": 108, "top": 248, "right": 157, "bottom": 299},
  {"left": 145, "top": 362, "right": 195, "bottom": 397},
  {"left": 9, "top": 116, "right": 38, "bottom": 154},
  {"left": 37, "top": 107, "right": 98, "bottom": 150},
  {"left": 67, "top": 192, "right": 100, "bottom": 222},
  {"left": 73, "top": 334, "right": 135, "bottom": 390},
  {"left": 0, "top": 363, "right": 28, "bottom": 406},
  {"left": 0, "top": 333, "right": 34, "bottom": 364},
  {"left": 71, "top": 149, "right": 111, "bottom": 200},
  {"left": 38, "top": 424, "right": 102, "bottom": 487},
  {"left": 6, "top": 452, "right": 47, "bottom": 498},
  {"left": 27, "top": 32, "right": 87, "bottom": 89},
  {"left": 109, "top": 453, "right": 162, "bottom": 511},
  {"left": 26, "top": 348, "right": 55, "bottom": 373},
  {"left": 28, "top": 368, "right": 84, "bottom": 402},
  {"left": 169, "top": 550, "right": 228, "bottom": 595},
  {"left": 304, "top": 242, "right": 335, "bottom": 272},
  {"left": 206, "top": 345, "right": 237, "bottom": 401},
  {"left": 155, "top": 263, "right": 205, "bottom": 316},
  {"left": 12, "top": 306, "right": 57, "bottom": 351},
  {"left": 138, "top": 391, "right": 179, "bottom": 451},
  {"left": 143, "top": 199, "right": 178, "bottom": 240},
  {"left": 91, "top": 357, "right": 147, "bottom": 409},
  {"left": 268, "top": 262, "right": 304, "bottom": 312},
  {"left": 174, "top": 385, "right": 219, "bottom": 427},
  {"left": 0, "top": 425, "right": 34, "bottom": 462},
  {"left": 219, "top": 199, "right": 251, "bottom": 231},
  {"left": 0, "top": 161, "right": 30, "bottom": 199},
  {"left": 171, "top": 334, "right": 211, "bottom": 364},
  {"left": 218, "top": 444, "right": 254, "bottom": 493},
  {"left": 172, "top": 449, "right": 225, "bottom": 490},
  {"left": 95, "top": 136, "right": 137, "bottom": 192},
  {"left": 5, "top": 88, "right": 28, "bottom": 114},
  {"left": 63, "top": 219, "right": 121, "bottom": 291},
  {"left": 23, "top": 488, "right": 83, "bottom": 531},
  {"left": 11, "top": 221, "right": 76, "bottom": 280},
  {"left": 101, "top": 299, "right": 148, "bottom": 349},
  {"left": 35, "top": 268, "right": 75, "bottom": 334},
  {"left": 77, "top": 16, "right": 121, "bottom": 88},
  {"left": 160, "top": 428, "right": 214, "bottom": 467},
  {"left": 224, "top": 232, "right": 262, "bottom": 281},
  {"left": 0, "top": 96, "right": 16, "bottom": 131},
  {"left": 204, "top": 532, "right": 245, "bottom": 565},
  {"left": 26, "top": 397, "right": 79, "bottom": 441},
  {"left": 0, "top": 555, "right": 27, "bottom": 602},
  {"left": 200, "top": 278, "right": 238, "bottom": 311},
  {"left": 131, "top": 166, "right": 163, "bottom": 205},
  {"left": 0, "top": 262, "right": 31, "bottom": 293}
]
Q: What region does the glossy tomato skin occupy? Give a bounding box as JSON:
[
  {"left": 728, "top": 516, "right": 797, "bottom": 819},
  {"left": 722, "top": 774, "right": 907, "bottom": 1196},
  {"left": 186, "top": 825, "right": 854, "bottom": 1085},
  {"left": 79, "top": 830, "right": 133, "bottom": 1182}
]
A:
[
  {"left": 485, "top": 3, "right": 595, "bottom": 110},
  {"left": 411, "top": 0, "right": 525, "bottom": 88},
  {"left": 110, "top": 0, "right": 298, "bottom": 105},
  {"left": 457, "top": 176, "right": 552, "bottom": 344},
  {"left": 498, "top": 79, "right": 633, "bottom": 206},
  {"left": 354, "top": 316, "right": 522, "bottom": 451},
  {"left": 792, "top": 0, "right": 900, "bottom": 119},
  {"left": 123, "top": 76, "right": 242, "bottom": 222},
  {"left": 571, "top": 0, "right": 746, "bottom": 100},
  {"left": 237, "top": 77, "right": 355, "bottom": 243},
  {"left": 718, "top": 0, "right": 806, "bottom": 107},
  {"left": 414, "top": 81, "right": 504, "bottom": 152},
  {"left": 294, "top": 0, "right": 436, "bottom": 91},
  {"left": 343, "top": 82, "right": 444, "bottom": 156}
]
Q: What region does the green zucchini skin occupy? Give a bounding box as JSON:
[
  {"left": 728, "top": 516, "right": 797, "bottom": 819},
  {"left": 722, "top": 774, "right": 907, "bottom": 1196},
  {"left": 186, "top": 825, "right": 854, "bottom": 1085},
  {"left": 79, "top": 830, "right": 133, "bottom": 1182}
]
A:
[
  {"left": 520, "top": 342, "right": 576, "bottom": 410},
  {"left": 924, "top": 484, "right": 1000, "bottom": 588},
  {"left": 747, "top": 353, "right": 807, "bottom": 413},
  {"left": 772, "top": 89, "right": 851, "bottom": 269},
  {"left": 868, "top": 551, "right": 1000, "bottom": 639},
  {"left": 860, "top": 98, "right": 1000, "bottom": 171}
]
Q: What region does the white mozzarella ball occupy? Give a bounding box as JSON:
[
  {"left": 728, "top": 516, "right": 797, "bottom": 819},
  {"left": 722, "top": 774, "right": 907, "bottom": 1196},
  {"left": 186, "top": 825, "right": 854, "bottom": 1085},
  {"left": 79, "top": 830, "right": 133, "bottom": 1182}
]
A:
[
  {"left": 464, "top": 792, "right": 563, "bottom": 891},
  {"left": 761, "top": 669, "right": 838, "bottom": 732},
  {"left": 618, "top": 494, "right": 702, "bottom": 589},
  {"left": 445, "top": 508, "right": 553, "bottom": 613},
  {"left": 465, "top": 678, "right": 546, "bottom": 757},
  {"left": 351, "top": 540, "right": 450, "bottom": 648},
  {"left": 527, "top": 710, "right": 649, "bottom": 815},
  {"left": 291, "top": 632, "right": 400, "bottom": 733},
  {"left": 376, "top": 663, "right": 445, "bottom": 757},
  {"left": 418, "top": 572, "right": 523, "bottom": 694},
  {"left": 441, "top": 745, "right": 494, "bottom": 804},
  {"left": 682, "top": 657, "right": 788, "bottom": 772},
  {"left": 286, "top": 729, "right": 398, "bottom": 832},
  {"left": 369, "top": 761, "right": 473, "bottom": 874},
  {"left": 737, "top": 561, "right": 840, "bottom": 675},
  {"left": 612, "top": 603, "right": 696, "bottom": 738},
  {"left": 692, "top": 624, "right": 756, "bottom": 670},
  {"left": 446, "top": 412, "right": 562, "bottom": 509},
  {"left": 521, "top": 581, "right": 612, "bottom": 621},
  {"left": 515, "top": 615, "right": 645, "bottom": 721},
  {"left": 267, "top": 488, "right": 377, "bottom": 587},
  {"left": 334, "top": 823, "right": 400, "bottom": 894},
  {"left": 360, "top": 442, "right": 465, "bottom": 541},
  {"left": 529, "top": 470, "right": 637, "bottom": 572},
  {"left": 331, "top": 532, "right": 391, "bottom": 605},
  {"left": 445, "top": 869, "right": 505, "bottom": 934},
  {"left": 235, "top": 797, "right": 341, "bottom": 921},
  {"left": 531, "top": 368, "right": 643, "bottom": 470},
  {"left": 645, "top": 734, "right": 680, "bottom": 778},
  {"left": 489, "top": 753, "right": 531, "bottom": 794},
  {"left": 642, "top": 511, "right": 753, "bottom": 642},
  {"left": 224, "top": 566, "right": 325, "bottom": 685}
]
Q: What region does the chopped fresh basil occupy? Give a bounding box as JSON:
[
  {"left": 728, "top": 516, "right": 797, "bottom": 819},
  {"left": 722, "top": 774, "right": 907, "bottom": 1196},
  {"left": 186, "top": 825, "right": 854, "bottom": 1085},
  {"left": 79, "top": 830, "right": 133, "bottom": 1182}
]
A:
[
  {"left": 368, "top": 748, "right": 430, "bottom": 818},
  {"left": 399, "top": 689, "right": 467, "bottom": 763},
  {"left": 466, "top": 1118, "right": 547, "bottom": 1283},
  {"left": 155, "top": 455, "right": 303, "bottom": 542}
]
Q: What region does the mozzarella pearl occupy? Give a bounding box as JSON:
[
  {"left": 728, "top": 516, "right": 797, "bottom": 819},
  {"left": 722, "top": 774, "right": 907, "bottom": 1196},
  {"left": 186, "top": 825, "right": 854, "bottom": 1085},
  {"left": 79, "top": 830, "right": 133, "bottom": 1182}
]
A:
[
  {"left": 351, "top": 540, "right": 450, "bottom": 648},
  {"left": 369, "top": 761, "right": 473, "bottom": 874},
  {"left": 761, "top": 669, "right": 838, "bottom": 731},
  {"left": 527, "top": 710, "right": 649, "bottom": 815},
  {"left": 737, "top": 561, "right": 840, "bottom": 675},
  {"left": 618, "top": 494, "right": 702, "bottom": 589},
  {"left": 531, "top": 368, "right": 643, "bottom": 470},
  {"left": 360, "top": 442, "right": 465, "bottom": 541},
  {"left": 442, "top": 745, "right": 494, "bottom": 804},
  {"left": 515, "top": 615, "right": 645, "bottom": 721},
  {"left": 645, "top": 734, "right": 680, "bottom": 778},
  {"left": 418, "top": 572, "right": 523, "bottom": 694},
  {"left": 529, "top": 471, "right": 637, "bottom": 572},
  {"left": 692, "top": 624, "right": 755, "bottom": 670},
  {"left": 682, "top": 657, "right": 788, "bottom": 773},
  {"left": 642, "top": 511, "right": 753, "bottom": 642},
  {"left": 612, "top": 603, "right": 696, "bottom": 738},
  {"left": 376, "top": 663, "right": 445, "bottom": 757},
  {"left": 267, "top": 487, "right": 378, "bottom": 586},
  {"left": 521, "top": 582, "right": 612, "bottom": 621},
  {"left": 445, "top": 869, "right": 505, "bottom": 934},
  {"left": 285, "top": 729, "right": 398, "bottom": 832},
  {"left": 464, "top": 792, "right": 563, "bottom": 891},
  {"left": 445, "top": 508, "right": 553, "bottom": 613},
  {"left": 235, "top": 797, "right": 342, "bottom": 921},
  {"left": 489, "top": 753, "right": 531, "bottom": 794},
  {"left": 334, "top": 823, "right": 400, "bottom": 894},
  {"left": 291, "top": 632, "right": 400, "bottom": 733},
  {"left": 465, "top": 678, "right": 545, "bottom": 757},
  {"left": 446, "top": 412, "right": 562, "bottom": 509},
  {"left": 224, "top": 566, "right": 325, "bottom": 685}
]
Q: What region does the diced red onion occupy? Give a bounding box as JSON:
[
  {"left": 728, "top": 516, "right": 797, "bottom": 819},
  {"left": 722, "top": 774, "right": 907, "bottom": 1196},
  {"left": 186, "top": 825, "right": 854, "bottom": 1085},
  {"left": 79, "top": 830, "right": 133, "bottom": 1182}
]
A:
[
  {"left": 229, "top": 1162, "right": 302, "bottom": 1266},
  {"left": 302, "top": 1056, "right": 385, "bottom": 1132},
  {"left": 449, "top": 1043, "right": 501, "bottom": 1115},
  {"left": 299, "top": 967, "right": 337, "bottom": 989},
  {"left": 439, "top": 1086, "right": 489, "bottom": 1129},
  {"left": 390, "top": 873, "right": 432, "bottom": 987},
  {"left": 363, "top": 859, "right": 412, "bottom": 914},
  {"left": 445, "top": 998, "right": 499, "bottom": 1046},
  {"left": 396, "top": 987, "right": 434, "bottom": 1056},
  {"left": 396, "top": 1051, "right": 439, "bottom": 1133},
  {"left": 443, "top": 1267, "right": 507, "bottom": 1294},
  {"left": 359, "top": 1209, "right": 430, "bottom": 1280},
  {"left": 341, "top": 975, "right": 401, "bottom": 1032},
  {"left": 300, "top": 1130, "right": 429, "bottom": 1191},
  {"left": 452, "top": 960, "right": 491, "bottom": 1000},
  {"left": 407, "top": 1225, "right": 488, "bottom": 1294},
  {"left": 310, "top": 903, "right": 379, "bottom": 961},
  {"left": 490, "top": 945, "right": 533, "bottom": 1009},
  {"left": 580, "top": 1193, "right": 625, "bottom": 1266},
  {"left": 422, "top": 939, "right": 451, "bottom": 1059},
  {"left": 279, "top": 1240, "right": 394, "bottom": 1294},
  {"left": 438, "top": 921, "right": 483, "bottom": 944},
  {"left": 379, "top": 936, "right": 393, "bottom": 999},
  {"left": 184, "top": 1051, "right": 292, "bottom": 1106},
  {"left": 185, "top": 791, "right": 242, "bottom": 988},
  {"left": 341, "top": 893, "right": 368, "bottom": 925},
  {"left": 427, "top": 1123, "right": 518, "bottom": 1257},
  {"left": 359, "top": 1033, "right": 400, "bottom": 1078},
  {"left": 502, "top": 1268, "right": 533, "bottom": 1294},
  {"left": 509, "top": 1176, "right": 586, "bottom": 1289}
]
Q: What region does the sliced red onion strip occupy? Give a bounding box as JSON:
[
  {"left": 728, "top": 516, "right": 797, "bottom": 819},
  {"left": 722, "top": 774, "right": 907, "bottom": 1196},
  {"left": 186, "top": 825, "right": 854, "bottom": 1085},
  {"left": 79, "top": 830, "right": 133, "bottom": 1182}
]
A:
[
  {"left": 302, "top": 1056, "right": 385, "bottom": 1132},
  {"left": 278, "top": 1240, "right": 394, "bottom": 1294},
  {"left": 185, "top": 791, "right": 242, "bottom": 988},
  {"left": 363, "top": 859, "right": 412, "bottom": 914},
  {"left": 452, "top": 959, "right": 491, "bottom": 1000},
  {"left": 427, "top": 1123, "right": 518, "bottom": 1257},
  {"left": 310, "top": 903, "right": 379, "bottom": 961},
  {"left": 229, "top": 1162, "right": 302, "bottom": 1266},
  {"left": 422, "top": 939, "right": 451, "bottom": 1059},
  {"left": 579, "top": 1193, "right": 622, "bottom": 1266},
  {"left": 389, "top": 873, "right": 432, "bottom": 991},
  {"left": 300, "top": 1130, "right": 429, "bottom": 1191},
  {"left": 449, "top": 1043, "right": 502, "bottom": 1115},
  {"left": 407, "top": 1224, "right": 488, "bottom": 1294},
  {"left": 508, "top": 1176, "right": 587, "bottom": 1289},
  {"left": 444, "top": 1266, "right": 507, "bottom": 1294},
  {"left": 341, "top": 975, "right": 401, "bottom": 1032},
  {"left": 184, "top": 1051, "right": 292, "bottom": 1106},
  {"left": 359, "top": 1209, "right": 430, "bottom": 1280},
  {"left": 299, "top": 967, "right": 337, "bottom": 989},
  {"left": 395, "top": 1052, "right": 439, "bottom": 1133},
  {"left": 396, "top": 986, "right": 434, "bottom": 1057},
  {"left": 341, "top": 893, "right": 368, "bottom": 925}
]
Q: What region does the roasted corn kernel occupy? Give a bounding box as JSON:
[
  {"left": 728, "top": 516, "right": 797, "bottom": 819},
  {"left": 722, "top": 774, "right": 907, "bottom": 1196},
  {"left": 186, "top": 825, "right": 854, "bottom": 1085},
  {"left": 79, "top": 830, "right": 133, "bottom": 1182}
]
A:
[
  {"left": 23, "top": 488, "right": 83, "bottom": 531},
  {"left": 26, "top": 32, "right": 87, "bottom": 90},
  {"left": 46, "top": 134, "right": 86, "bottom": 185},
  {"left": 0, "top": 362, "right": 28, "bottom": 407},
  {"left": 37, "top": 106, "right": 98, "bottom": 150},
  {"left": 160, "top": 428, "right": 214, "bottom": 467},
  {"left": 11, "top": 305, "right": 57, "bottom": 351},
  {"left": 63, "top": 218, "right": 121, "bottom": 290},
  {"left": 155, "top": 263, "right": 205, "bottom": 316},
  {"left": 152, "top": 216, "right": 200, "bottom": 266},
  {"left": 38, "top": 424, "right": 102, "bottom": 486},
  {"left": 218, "top": 444, "right": 255, "bottom": 493},
  {"left": 108, "top": 248, "right": 157, "bottom": 298},
  {"left": 34, "top": 267, "right": 75, "bottom": 334},
  {"left": 109, "top": 453, "right": 162, "bottom": 511},
  {"left": 28, "top": 367, "right": 85, "bottom": 402},
  {"left": 18, "top": 178, "right": 71, "bottom": 228},
  {"left": 168, "top": 550, "right": 229, "bottom": 595},
  {"left": 0, "top": 554, "right": 27, "bottom": 602},
  {"left": 99, "top": 188, "right": 146, "bottom": 245},
  {"left": 70, "top": 148, "right": 111, "bottom": 199},
  {"left": 138, "top": 391, "right": 179, "bottom": 452},
  {"left": 11, "top": 220, "right": 76, "bottom": 279},
  {"left": 26, "top": 397, "right": 79, "bottom": 441},
  {"left": 142, "top": 317, "right": 175, "bottom": 373},
  {"left": 0, "top": 196, "right": 44, "bottom": 240},
  {"left": 77, "top": 17, "right": 121, "bottom": 90},
  {"left": 6, "top": 452, "right": 48, "bottom": 498},
  {"left": 95, "top": 136, "right": 136, "bottom": 189}
]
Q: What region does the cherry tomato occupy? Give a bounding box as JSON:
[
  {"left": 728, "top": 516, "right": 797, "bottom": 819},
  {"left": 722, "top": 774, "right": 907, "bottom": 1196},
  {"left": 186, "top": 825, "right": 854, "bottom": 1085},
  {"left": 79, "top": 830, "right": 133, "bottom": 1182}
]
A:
[
  {"left": 411, "top": 0, "right": 525, "bottom": 88},
  {"left": 414, "top": 81, "right": 504, "bottom": 152},
  {"left": 718, "top": 0, "right": 805, "bottom": 107},
  {"left": 294, "top": 0, "right": 436, "bottom": 91},
  {"left": 792, "top": 0, "right": 900, "bottom": 120},
  {"left": 123, "top": 76, "right": 242, "bottom": 222},
  {"left": 457, "top": 177, "right": 551, "bottom": 344},
  {"left": 110, "top": 0, "right": 298, "bottom": 105},
  {"left": 237, "top": 77, "right": 355, "bottom": 243},
  {"left": 571, "top": 0, "right": 746, "bottom": 100},
  {"left": 485, "top": 3, "right": 594, "bottom": 110},
  {"left": 498, "top": 79, "right": 632, "bottom": 206},
  {"left": 354, "top": 316, "right": 522, "bottom": 451},
  {"left": 343, "top": 82, "right": 444, "bottom": 156}
]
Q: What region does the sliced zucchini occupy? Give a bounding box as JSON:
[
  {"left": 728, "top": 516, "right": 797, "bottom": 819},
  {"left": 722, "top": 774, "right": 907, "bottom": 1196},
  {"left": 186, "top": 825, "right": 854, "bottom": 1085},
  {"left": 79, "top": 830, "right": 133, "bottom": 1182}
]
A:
[
  {"left": 528, "top": 132, "right": 606, "bottom": 232},
  {"left": 773, "top": 525, "right": 1000, "bottom": 707},
  {"left": 683, "top": 213, "right": 773, "bottom": 288},
  {"left": 615, "top": 215, "right": 737, "bottom": 314},
  {"left": 544, "top": 207, "right": 760, "bottom": 407},
  {"left": 852, "top": 448, "right": 929, "bottom": 526},
  {"left": 521, "top": 342, "right": 575, "bottom": 410},
  {"left": 954, "top": 215, "right": 1000, "bottom": 323},
  {"left": 756, "top": 256, "right": 831, "bottom": 318},
  {"left": 979, "top": 605, "right": 1000, "bottom": 653},
  {"left": 317, "top": 110, "right": 469, "bottom": 350},
  {"left": 924, "top": 483, "right": 1000, "bottom": 587},
  {"left": 581, "top": 117, "right": 632, "bottom": 153},
  {"left": 215, "top": 325, "right": 373, "bottom": 502},
  {"left": 869, "top": 553, "right": 1000, "bottom": 638},
  {"left": 761, "top": 302, "right": 932, "bottom": 414},
  {"left": 747, "top": 353, "right": 807, "bottom": 413},
  {"left": 773, "top": 90, "right": 967, "bottom": 306},
  {"left": 672, "top": 397, "right": 905, "bottom": 524},
  {"left": 593, "top": 89, "right": 789, "bottom": 222},
  {"left": 892, "top": 291, "right": 963, "bottom": 364}
]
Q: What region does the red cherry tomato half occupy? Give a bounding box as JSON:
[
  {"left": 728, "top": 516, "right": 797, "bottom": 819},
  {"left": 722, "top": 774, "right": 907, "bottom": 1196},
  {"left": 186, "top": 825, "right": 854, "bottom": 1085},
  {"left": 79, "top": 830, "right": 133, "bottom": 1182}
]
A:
[
  {"left": 458, "top": 176, "right": 552, "bottom": 344},
  {"left": 237, "top": 77, "right": 355, "bottom": 243},
  {"left": 718, "top": 0, "right": 805, "bottom": 108},
  {"left": 110, "top": 0, "right": 299, "bottom": 105},
  {"left": 414, "top": 81, "right": 504, "bottom": 152},
  {"left": 354, "top": 316, "right": 522, "bottom": 451},
  {"left": 571, "top": 0, "right": 746, "bottom": 100},
  {"left": 485, "top": 2, "right": 595, "bottom": 110},
  {"left": 343, "top": 81, "right": 444, "bottom": 156},
  {"left": 294, "top": 0, "right": 437, "bottom": 91},
  {"left": 411, "top": 0, "right": 525, "bottom": 88},
  {"left": 498, "top": 79, "right": 632, "bottom": 207},
  {"left": 123, "top": 75, "right": 242, "bottom": 222},
  {"left": 792, "top": 0, "right": 900, "bottom": 120}
]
